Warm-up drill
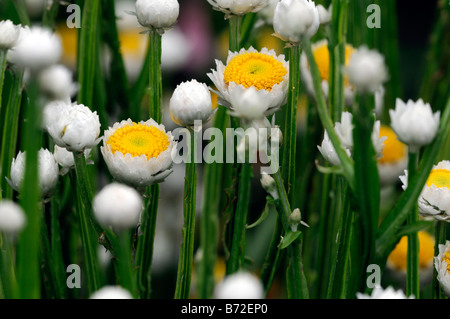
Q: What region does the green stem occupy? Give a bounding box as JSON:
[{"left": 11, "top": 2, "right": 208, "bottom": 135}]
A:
[
  {"left": 149, "top": 30, "right": 162, "bottom": 122},
  {"left": 406, "top": 151, "right": 420, "bottom": 298},
  {"left": 175, "top": 128, "right": 197, "bottom": 299},
  {"left": 0, "top": 50, "right": 6, "bottom": 129},
  {"left": 12, "top": 0, "right": 31, "bottom": 26},
  {"left": 229, "top": 15, "right": 242, "bottom": 52},
  {"left": 0, "top": 236, "right": 19, "bottom": 299},
  {"left": 115, "top": 230, "right": 137, "bottom": 298},
  {"left": 433, "top": 221, "right": 446, "bottom": 299}
]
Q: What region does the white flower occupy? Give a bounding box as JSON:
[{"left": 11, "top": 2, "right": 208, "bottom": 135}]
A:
[
  {"left": 0, "top": 200, "right": 26, "bottom": 237},
  {"left": 0, "top": 20, "right": 21, "bottom": 50},
  {"left": 273, "top": 0, "right": 320, "bottom": 43},
  {"left": 53, "top": 145, "right": 92, "bottom": 175},
  {"left": 208, "top": 47, "right": 289, "bottom": 120},
  {"left": 93, "top": 183, "right": 143, "bottom": 231},
  {"left": 434, "top": 241, "right": 450, "bottom": 296},
  {"left": 260, "top": 172, "right": 278, "bottom": 199},
  {"left": 208, "top": 0, "right": 270, "bottom": 18},
  {"left": 317, "top": 130, "right": 351, "bottom": 166},
  {"left": 7, "top": 25, "right": 61, "bottom": 71},
  {"left": 44, "top": 100, "right": 101, "bottom": 153},
  {"left": 214, "top": 271, "right": 264, "bottom": 299},
  {"left": 135, "top": 0, "right": 179, "bottom": 33},
  {"left": 169, "top": 79, "right": 215, "bottom": 127},
  {"left": 7, "top": 148, "right": 59, "bottom": 196},
  {"left": 100, "top": 118, "right": 176, "bottom": 188},
  {"left": 38, "top": 64, "right": 78, "bottom": 101},
  {"left": 258, "top": 0, "right": 280, "bottom": 25},
  {"left": 389, "top": 98, "right": 440, "bottom": 151},
  {"left": 90, "top": 286, "right": 133, "bottom": 299},
  {"left": 346, "top": 46, "right": 388, "bottom": 93},
  {"left": 317, "top": 4, "right": 332, "bottom": 25},
  {"left": 356, "top": 286, "right": 413, "bottom": 299}
]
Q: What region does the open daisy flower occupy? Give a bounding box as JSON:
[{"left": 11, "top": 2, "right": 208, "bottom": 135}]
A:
[
  {"left": 100, "top": 119, "right": 176, "bottom": 188},
  {"left": 435, "top": 240, "right": 450, "bottom": 296},
  {"left": 208, "top": 47, "right": 289, "bottom": 120}
]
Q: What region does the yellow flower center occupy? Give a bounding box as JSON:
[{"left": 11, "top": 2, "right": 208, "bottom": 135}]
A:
[
  {"left": 442, "top": 248, "right": 450, "bottom": 275},
  {"left": 224, "top": 52, "right": 287, "bottom": 91},
  {"left": 312, "top": 43, "right": 355, "bottom": 86},
  {"left": 387, "top": 231, "right": 435, "bottom": 271},
  {"left": 106, "top": 123, "right": 169, "bottom": 160},
  {"left": 426, "top": 169, "right": 450, "bottom": 189},
  {"left": 378, "top": 125, "right": 407, "bottom": 164}
]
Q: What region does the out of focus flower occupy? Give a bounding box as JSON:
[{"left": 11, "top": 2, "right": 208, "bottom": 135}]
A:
[
  {"left": 317, "top": 4, "right": 332, "bottom": 25},
  {"left": 90, "top": 286, "right": 133, "bottom": 299},
  {"left": 258, "top": 0, "right": 280, "bottom": 25},
  {"left": 434, "top": 240, "right": 450, "bottom": 296},
  {"left": 0, "top": 20, "right": 21, "bottom": 50},
  {"left": 208, "top": 0, "right": 270, "bottom": 18},
  {"left": 389, "top": 98, "right": 440, "bottom": 152},
  {"left": 0, "top": 200, "right": 26, "bottom": 237},
  {"left": 273, "top": 0, "right": 320, "bottom": 44},
  {"left": 356, "top": 286, "right": 413, "bottom": 299},
  {"left": 346, "top": 46, "right": 388, "bottom": 93},
  {"left": 100, "top": 119, "right": 176, "bottom": 188},
  {"left": 53, "top": 145, "right": 92, "bottom": 175},
  {"left": 214, "top": 271, "right": 264, "bottom": 299},
  {"left": 169, "top": 79, "right": 215, "bottom": 127},
  {"left": 377, "top": 125, "right": 408, "bottom": 186},
  {"left": 208, "top": 47, "right": 288, "bottom": 120},
  {"left": 135, "top": 0, "right": 179, "bottom": 33},
  {"left": 7, "top": 26, "right": 62, "bottom": 71},
  {"left": 93, "top": 183, "right": 143, "bottom": 231},
  {"left": 44, "top": 100, "right": 101, "bottom": 153},
  {"left": 38, "top": 64, "right": 78, "bottom": 101},
  {"left": 7, "top": 148, "right": 59, "bottom": 196}
]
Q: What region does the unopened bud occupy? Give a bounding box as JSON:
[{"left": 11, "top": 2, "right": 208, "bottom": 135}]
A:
[
  {"left": 260, "top": 172, "right": 278, "bottom": 199},
  {"left": 288, "top": 208, "right": 309, "bottom": 232}
]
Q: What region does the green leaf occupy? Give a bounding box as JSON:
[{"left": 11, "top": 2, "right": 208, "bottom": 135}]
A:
[
  {"left": 278, "top": 230, "right": 302, "bottom": 250},
  {"left": 396, "top": 221, "right": 435, "bottom": 239},
  {"left": 246, "top": 198, "right": 273, "bottom": 229}
]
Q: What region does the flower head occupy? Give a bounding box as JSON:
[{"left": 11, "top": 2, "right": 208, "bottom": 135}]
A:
[
  {"left": 389, "top": 98, "right": 440, "bottom": 151},
  {"left": 90, "top": 286, "right": 133, "bottom": 299},
  {"left": 93, "top": 183, "right": 143, "bottom": 231},
  {"left": 273, "top": 0, "right": 320, "bottom": 44},
  {"left": 208, "top": 47, "right": 288, "bottom": 120},
  {"left": 169, "top": 79, "right": 215, "bottom": 127},
  {"left": 434, "top": 241, "right": 450, "bottom": 296},
  {"left": 100, "top": 119, "right": 176, "bottom": 188},
  {"left": 38, "top": 64, "right": 78, "bottom": 101},
  {"left": 135, "top": 0, "right": 179, "bottom": 33},
  {"left": 7, "top": 25, "right": 61, "bottom": 71},
  {"left": 208, "top": 0, "right": 270, "bottom": 18},
  {"left": 0, "top": 20, "right": 21, "bottom": 50},
  {"left": 214, "top": 271, "right": 264, "bottom": 299},
  {"left": 0, "top": 200, "right": 26, "bottom": 237},
  {"left": 258, "top": 0, "right": 280, "bottom": 25},
  {"left": 356, "top": 286, "right": 413, "bottom": 299},
  {"left": 44, "top": 100, "right": 101, "bottom": 153},
  {"left": 317, "top": 4, "right": 332, "bottom": 25},
  {"left": 53, "top": 145, "right": 92, "bottom": 175}
]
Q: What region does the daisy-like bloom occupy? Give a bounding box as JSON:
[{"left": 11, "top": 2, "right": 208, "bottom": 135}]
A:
[
  {"left": 208, "top": 0, "right": 270, "bottom": 19},
  {"left": 44, "top": 100, "right": 101, "bottom": 153},
  {"left": 400, "top": 161, "right": 450, "bottom": 221},
  {"left": 346, "top": 46, "right": 388, "bottom": 93},
  {"left": 214, "top": 271, "right": 264, "bottom": 299},
  {"left": 208, "top": 47, "right": 289, "bottom": 120},
  {"left": 93, "top": 183, "right": 143, "bottom": 231},
  {"left": 0, "top": 200, "right": 26, "bottom": 237},
  {"left": 135, "top": 0, "right": 179, "bottom": 34},
  {"left": 377, "top": 125, "right": 408, "bottom": 186},
  {"left": 7, "top": 25, "right": 62, "bottom": 71},
  {"left": 38, "top": 64, "right": 78, "bottom": 101},
  {"left": 356, "top": 286, "right": 413, "bottom": 299},
  {"left": 100, "top": 119, "right": 176, "bottom": 188},
  {"left": 273, "top": 0, "right": 320, "bottom": 44},
  {"left": 53, "top": 145, "right": 92, "bottom": 176},
  {"left": 7, "top": 148, "right": 59, "bottom": 196},
  {"left": 386, "top": 231, "right": 435, "bottom": 286},
  {"left": 169, "top": 79, "right": 215, "bottom": 127},
  {"left": 90, "top": 286, "right": 133, "bottom": 299},
  {"left": 0, "top": 20, "right": 21, "bottom": 50},
  {"left": 434, "top": 240, "right": 450, "bottom": 296},
  {"left": 389, "top": 98, "right": 440, "bottom": 152}
]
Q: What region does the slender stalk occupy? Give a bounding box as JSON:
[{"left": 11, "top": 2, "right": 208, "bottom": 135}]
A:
[
  {"left": 406, "top": 151, "right": 420, "bottom": 298},
  {"left": 115, "top": 230, "right": 138, "bottom": 298},
  {"left": 433, "top": 221, "right": 446, "bottom": 299},
  {"left": 149, "top": 29, "right": 162, "bottom": 122},
  {"left": 0, "top": 236, "right": 19, "bottom": 299},
  {"left": 175, "top": 128, "right": 197, "bottom": 299},
  {"left": 12, "top": 0, "right": 31, "bottom": 26},
  {"left": 229, "top": 15, "right": 241, "bottom": 52},
  {"left": 0, "top": 50, "right": 7, "bottom": 126}
]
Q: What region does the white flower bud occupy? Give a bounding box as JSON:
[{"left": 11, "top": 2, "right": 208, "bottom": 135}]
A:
[
  {"left": 346, "top": 46, "right": 388, "bottom": 93},
  {"left": 169, "top": 80, "right": 215, "bottom": 127},
  {"left": 135, "top": 0, "right": 179, "bottom": 32},
  {"left": 53, "top": 145, "right": 92, "bottom": 175},
  {"left": 44, "top": 100, "right": 101, "bottom": 153},
  {"left": 93, "top": 183, "right": 143, "bottom": 231},
  {"left": 7, "top": 26, "right": 61, "bottom": 71},
  {"left": 208, "top": 0, "right": 270, "bottom": 17},
  {"left": 90, "top": 286, "right": 133, "bottom": 299},
  {"left": 214, "top": 271, "right": 264, "bottom": 299},
  {"left": 273, "top": 0, "right": 320, "bottom": 43},
  {"left": 38, "top": 64, "right": 78, "bottom": 101},
  {"left": 0, "top": 20, "right": 21, "bottom": 50},
  {"left": 288, "top": 208, "right": 309, "bottom": 232},
  {"left": 260, "top": 172, "right": 278, "bottom": 199},
  {"left": 317, "top": 4, "right": 332, "bottom": 25},
  {"left": 7, "top": 148, "right": 59, "bottom": 196},
  {"left": 389, "top": 98, "right": 440, "bottom": 151},
  {"left": 0, "top": 200, "right": 26, "bottom": 237},
  {"left": 258, "top": 0, "right": 280, "bottom": 25}
]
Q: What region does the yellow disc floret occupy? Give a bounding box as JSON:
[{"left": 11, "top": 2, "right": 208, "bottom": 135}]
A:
[
  {"left": 312, "top": 43, "right": 355, "bottom": 86},
  {"left": 426, "top": 169, "right": 450, "bottom": 189},
  {"left": 442, "top": 248, "right": 450, "bottom": 275},
  {"left": 224, "top": 52, "right": 287, "bottom": 91},
  {"left": 106, "top": 123, "right": 169, "bottom": 160},
  {"left": 388, "top": 231, "right": 435, "bottom": 271},
  {"left": 378, "top": 125, "right": 407, "bottom": 164}
]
